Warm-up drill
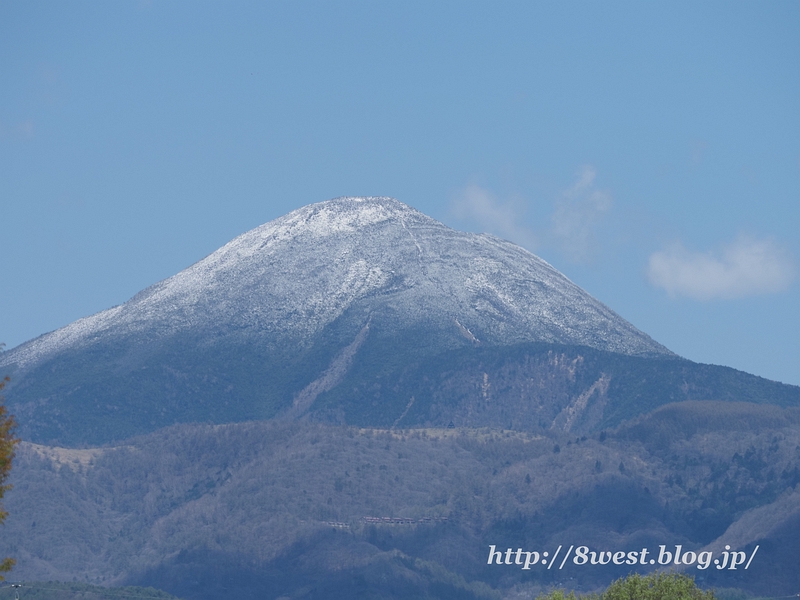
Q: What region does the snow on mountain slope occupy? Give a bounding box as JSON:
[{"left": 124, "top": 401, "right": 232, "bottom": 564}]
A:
[{"left": 2, "top": 196, "right": 670, "bottom": 374}]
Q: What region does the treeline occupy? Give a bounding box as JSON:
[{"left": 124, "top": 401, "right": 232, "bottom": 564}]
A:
[{"left": 0, "top": 582, "right": 181, "bottom": 600}]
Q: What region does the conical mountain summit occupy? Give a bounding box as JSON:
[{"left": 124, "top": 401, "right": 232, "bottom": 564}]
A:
[
  {"left": 6, "top": 196, "right": 668, "bottom": 370},
  {"left": 2, "top": 197, "right": 673, "bottom": 444}
]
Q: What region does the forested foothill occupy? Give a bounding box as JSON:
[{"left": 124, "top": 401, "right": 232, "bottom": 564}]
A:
[{"left": 0, "top": 399, "right": 798, "bottom": 600}]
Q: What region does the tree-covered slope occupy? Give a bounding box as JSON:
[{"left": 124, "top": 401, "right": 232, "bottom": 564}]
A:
[{"left": 2, "top": 405, "right": 799, "bottom": 598}]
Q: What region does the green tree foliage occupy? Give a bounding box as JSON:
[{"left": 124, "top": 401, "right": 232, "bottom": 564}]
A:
[
  {"left": 603, "top": 572, "right": 715, "bottom": 600},
  {"left": 537, "top": 591, "right": 583, "bottom": 600},
  {"left": 536, "top": 572, "right": 715, "bottom": 600},
  {"left": 0, "top": 375, "right": 18, "bottom": 580}
]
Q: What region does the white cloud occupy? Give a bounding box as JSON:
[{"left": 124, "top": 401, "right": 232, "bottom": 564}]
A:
[
  {"left": 451, "top": 184, "right": 537, "bottom": 250},
  {"left": 647, "top": 235, "right": 795, "bottom": 300},
  {"left": 551, "top": 165, "right": 612, "bottom": 263}
]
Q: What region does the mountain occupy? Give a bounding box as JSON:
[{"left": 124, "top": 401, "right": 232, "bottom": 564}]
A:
[
  {"left": 2, "top": 197, "right": 799, "bottom": 449},
  {"left": 0, "top": 196, "right": 672, "bottom": 444},
  {"left": 6, "top": 196, "right": 669, "bottom": 369},
  {"left": 3, "top": 196, "right": 800, "bottom": 598}
]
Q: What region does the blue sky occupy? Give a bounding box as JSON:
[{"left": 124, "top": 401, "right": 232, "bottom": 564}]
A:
[{"left": 2, "top": 1, "right": 798, "bottom": 385}]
